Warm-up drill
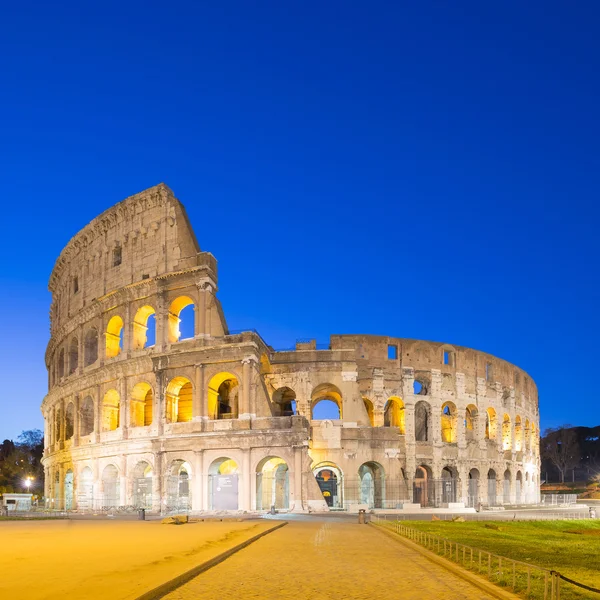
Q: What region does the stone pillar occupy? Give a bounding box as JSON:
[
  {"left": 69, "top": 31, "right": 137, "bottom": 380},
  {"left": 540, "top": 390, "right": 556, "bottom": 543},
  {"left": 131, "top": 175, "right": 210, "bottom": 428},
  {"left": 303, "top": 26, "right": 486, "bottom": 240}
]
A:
[
  {"left": 123, "top": 303, "right": 132, "bottom": 355},
  {"left": 120, "top": 458, "right": 127, "bottom": 506},
  {"left": 241, "top": 449, "right": 251, "bottom": 511},
  {"left": 457, "top": 404, "right": 466, "bottom": 450},
  {"left": 292, "top": 446, "right": 304, "bottom": 512},
  {"left": 155, "top": 292, "right": 167, "bottom": 352},
  {"left": 241, "top": 357, "right": 251, "bottom": 419},
  {"left": 94, "top": 386, "right": 102, "bottom": 443},
  {"left": 193, "top": 450, "right": 203, "bottom": 511},
  {"left": 153, "top": 451, "right": 163, "bottom": 513},
  {"left": 73, "top": 394, "right": 80, "bottom": 447},
  {"left": 120, "top": 376, "right": 128, "bottom": 440},
  {"left": 155, "top": 370, "right": 164, "bottom": 436},
  {"left": 193, "top": 364, "right": 205, "bottom": 421},
  {"left": 194, "top": 283, "right": 208, "bottom": 338},
  {"left": 77, "top": 325, "right": 84, "bottom": 375},
  {"left": 59, "top": 399, "right": 65, "bottom": 448}
]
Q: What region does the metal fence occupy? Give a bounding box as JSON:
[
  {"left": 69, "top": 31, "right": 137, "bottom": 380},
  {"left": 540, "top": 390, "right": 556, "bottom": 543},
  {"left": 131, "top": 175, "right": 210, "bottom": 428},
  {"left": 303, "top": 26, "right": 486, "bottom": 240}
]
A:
[
  {"left": 541, "top": 493, "right": 579, "bottom": 505},
  {"left": 375, "top": 520, "right": 600, "bottom": 599}
]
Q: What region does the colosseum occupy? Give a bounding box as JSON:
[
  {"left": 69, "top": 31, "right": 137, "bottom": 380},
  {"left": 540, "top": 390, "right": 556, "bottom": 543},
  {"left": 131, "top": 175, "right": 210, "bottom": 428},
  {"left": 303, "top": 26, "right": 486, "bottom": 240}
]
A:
[{"left": 41, "top": 184, "right": 540, "bottom": 513}]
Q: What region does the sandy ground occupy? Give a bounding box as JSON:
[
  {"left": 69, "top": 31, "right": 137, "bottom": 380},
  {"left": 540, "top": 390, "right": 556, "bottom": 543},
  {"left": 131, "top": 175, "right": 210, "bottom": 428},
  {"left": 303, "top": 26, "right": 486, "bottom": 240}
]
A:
[
  {"left": 0, "top": 519, "right": 273, "bottom": 600},
  {"left": 166, "top": 521, "right": 500, "bottom": 599}
]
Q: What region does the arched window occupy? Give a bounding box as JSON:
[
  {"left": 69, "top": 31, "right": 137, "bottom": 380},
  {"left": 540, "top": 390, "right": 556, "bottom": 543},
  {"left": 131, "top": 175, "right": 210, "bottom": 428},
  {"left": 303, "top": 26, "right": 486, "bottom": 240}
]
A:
[
  {"left": 84, "top": 328, "right": 98, "bottom": 366},
  {"left": 168, "top": 296, "right": 195, "bottom": 343},
  {"left": 441, "top": 402, "right": 457, "bottom": 443},
  {"left": 166, "top": 377, "right": 193, "bottom": 423},
  {"left": 384, "top": 397, "right": 405, "bottom": 432},
  {"left": 130, "top": 382, "right": 153, "bottom": 427},
  {"left": 311, "top": 384, "right": 342, "bottom": 420},
  {"left": 69, "top": 337, "right": 78, "bottom": 374},
  {"left": 514, "top": 416, "right": 523, "bottom": 451},
  {"left": 272, "top": 387, "right": 296, "bottom": 417},
  {"left": 105, "top": 315, "right": 124, "bottom": 358},
  {"left": 465, "top": 405, "right": 478, "bottom": 441},
  {"left": 58, "top": 348, "right": 65, "bottom": 379},
  {"left": 485, "top": 407, "right": 497, "bottom": 440},
  {"left": 80, "top": 396, "right": 94, "bottom": 436},
  {"left": 415, "top": 401, "right": 430, "bottom": 442},
  {"left": 132, "top": 305, "right": 156, "bottom": 350},
  {"left": 65, "top": 403, "right": 74, "bottom": 439},
  {"left": 102, "top": 389, "right": 120, "bottom": 431},
  {"left": 502, "top": 414, "right": 512, "bottom": 450}
]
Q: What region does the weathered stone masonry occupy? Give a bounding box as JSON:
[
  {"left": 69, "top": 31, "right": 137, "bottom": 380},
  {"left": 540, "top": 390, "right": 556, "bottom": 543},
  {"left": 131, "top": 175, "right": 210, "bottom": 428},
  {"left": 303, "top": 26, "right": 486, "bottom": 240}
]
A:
[{"left": 41, "top": 184, "right": 540, "bottom": 512}]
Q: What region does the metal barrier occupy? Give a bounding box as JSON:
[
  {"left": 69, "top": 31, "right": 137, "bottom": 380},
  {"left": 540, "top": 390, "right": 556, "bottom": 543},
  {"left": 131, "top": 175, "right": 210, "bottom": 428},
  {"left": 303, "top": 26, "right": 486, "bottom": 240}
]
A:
[
  {"left": 541, "top": 494, "right": 579, "bottom": 505},
  {"left": 375, "top": 520, "right": 600, "bottom": 599}
]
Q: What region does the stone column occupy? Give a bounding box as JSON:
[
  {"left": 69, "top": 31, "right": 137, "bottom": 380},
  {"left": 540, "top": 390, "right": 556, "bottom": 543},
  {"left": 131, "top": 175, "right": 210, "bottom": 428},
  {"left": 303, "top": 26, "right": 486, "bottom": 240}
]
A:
[
  {"left": 77, "top": 325, "right": 83, "bottom": 375},
  {"left": 155, "top": 292, "right": 167, "bottom": 351},
  {"left": 73, "top": 394, "right": 80, "bottom": 447},
  {"left": 193, "top": 364, "right": 205, "bottom": 421},
  {"left": 59, "top": 399, "right": 65, "bottom": 448},
  {"left": 292, "top": 446, "right": 304, "bottom": 512},
  {"left": 155, "top": 370, "right": 164, "bottom": 436},
  {"left": 123, "top": 302, "right": 132, "bottom": 355},
  {"left": 241, "top": 449, "right": 251, "bottom": 511},
  {"left": 192, "top": 450, "right": 203, "bottom": 512},
  {"left": 241, "top": 357, "right": 251, "bottom": 419},
  {"left": 153, "top": 451, "right": 163, "bottom": 513},
  {"left": 96, "top": 385, "right": 103, "bottom": 442},
  {"left": 120, "top": 376, "right": 128, "bottom": 440},
  {"left": 194, "top": 283, "right": 208, "bottom": 338}
]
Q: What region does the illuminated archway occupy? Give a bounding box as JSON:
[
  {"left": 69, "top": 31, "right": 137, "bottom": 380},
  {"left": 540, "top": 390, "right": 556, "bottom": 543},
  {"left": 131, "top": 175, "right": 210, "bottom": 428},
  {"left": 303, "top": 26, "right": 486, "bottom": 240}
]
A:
[
  {"left": 105, "top": 315, "right": 124, "bottom": 358},
  {"left": 130, "top": 382, "right": 153, "bottom": 427},
  {"left": 168, "top": 296, "right": 194, "bottom": 343},
  {"left": 166, "top": 377, "right": 193, "bottom": 423},
  {"left": 132, "top": 305, "right": 156, "bottom": 349},
  {"left": 102, "top": 389, "right": 120, "bottom": 431},
  {"left": 465, "top": 405, "right": 478, "bottom": 441},
  {"left": 384, "top": 397, "right": 405, "bottom": 432},
  {"left": 485, "top": 408, "right": 497, "bottom": 439},
  {"left": 207, "top": 372, "right": 239, "bottom": 420},
  {"left": 313, "top": 462, "right": 343, "bottom": 508},
  {"left": 441, "top": 401, "right": 457, "bottom": 443},
  {"left": 166, "top": 460, "right": 192, "bottom": 511},
  {"left": 515, "top": 416, "right": 523, "bottom": 451},
  {"left": 256, "top": 456, "right": 289, "bottom": 510},
  {"left": 467, "top": 468, "right": 480, "bottom": 508}
]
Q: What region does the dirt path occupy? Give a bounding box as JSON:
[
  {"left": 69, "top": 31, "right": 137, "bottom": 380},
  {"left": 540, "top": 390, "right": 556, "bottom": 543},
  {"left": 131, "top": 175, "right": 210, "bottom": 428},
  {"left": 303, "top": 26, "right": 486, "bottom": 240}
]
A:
[{"left": 165, "top": 521, "right": 498, "bottom": 599}]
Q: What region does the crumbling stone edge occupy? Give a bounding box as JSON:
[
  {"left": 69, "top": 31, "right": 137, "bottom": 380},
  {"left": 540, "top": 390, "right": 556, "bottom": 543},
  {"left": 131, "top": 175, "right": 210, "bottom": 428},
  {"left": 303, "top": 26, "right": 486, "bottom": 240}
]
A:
[
  {"left": 135, "top": 521, "right": 288, "bottom": 600},
  {"left": 370, "top": 523, "right": 519, "bottom": 600}
]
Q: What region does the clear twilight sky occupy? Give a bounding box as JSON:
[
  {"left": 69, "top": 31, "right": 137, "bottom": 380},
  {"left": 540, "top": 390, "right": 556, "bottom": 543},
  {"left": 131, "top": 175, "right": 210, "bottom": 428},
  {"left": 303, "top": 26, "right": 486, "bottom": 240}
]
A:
[{"left": 1, "top": 2, "right": 598, "bottom": 441}]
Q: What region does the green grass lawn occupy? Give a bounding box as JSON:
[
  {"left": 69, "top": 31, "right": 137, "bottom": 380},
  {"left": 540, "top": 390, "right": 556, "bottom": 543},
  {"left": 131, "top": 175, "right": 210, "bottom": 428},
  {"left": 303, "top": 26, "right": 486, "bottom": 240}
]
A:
[{"left": 389, "top": 520, "right": 600, "bottom": 599}]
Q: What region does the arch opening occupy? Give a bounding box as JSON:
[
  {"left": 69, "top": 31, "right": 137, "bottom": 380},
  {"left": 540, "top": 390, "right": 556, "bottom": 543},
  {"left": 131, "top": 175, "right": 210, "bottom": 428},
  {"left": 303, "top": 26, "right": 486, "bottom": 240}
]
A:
[
  {"left": 80, "top": 396, "right": 94, "bottom": 437},
  {"left": 256, "top": 456, "right": 289, "bottom": 510},
  {"left": 314, "top": 463, "right": 343, "bottom": 509},
  {"left": 485, "top": 408, "right": 497, "bottom": 440},
  {"left": 105, "top": 315, "right": 124, "bottom": 358},
  {"left": 414, "top": 400, "right": 430, "bottom": 442},
  {"left": 384, "top": 397, "right": 405, "bottom": 432},
  {"left": 358, "top": 462, "right": 385, "bottom": 509},
  {"left": 64, "top": 469, "right": 74, "bottom": 510},
  {"left": 131, "top": 382, "right": 153, "bottom": 427},
  {"left": 272, "top": 387, "right": 296, "bottom": 417},
  {"left": 84, "top": 328, "right": 98, "bottom": 366},
  {"left": 101, "top": 465, "right": 120, "bottom": 507},
  {"left": 502, "top": 414, "right": 512, "bottom": 450},
  {"left": 311, "top": 384, "right": 342, "bottom": 420},
  {"left": 441, "top": 402, "right": 457, "bottom": 443},
  {"left": 166, "top": 460, "right": 192, "bottom": 512},
  {"left": 69, "top": 337, "right": 78, "bottom": 374},
  {"left": 65, "top": 402, "right": 74, "bottom": 439},
  {"left": 133, "top": 305, "right": 156, "bottom": 350},
  {"left": 208, "top": 372, "right": 239, "bottom": 420},
  {"left": 133, "top": 461, "right": 153, "bottom": 509},
  {"left": 166, "top": 377, "right": 193, "bottom": 423},
  {"left": 102, "top": 389, "right": 120, "bottom": 431},
  {"left": 168, "top": 296, "right": 195, "bottom": 343},
  {"left": 363, "top": 398, "right": 374, "bottom": 427}
]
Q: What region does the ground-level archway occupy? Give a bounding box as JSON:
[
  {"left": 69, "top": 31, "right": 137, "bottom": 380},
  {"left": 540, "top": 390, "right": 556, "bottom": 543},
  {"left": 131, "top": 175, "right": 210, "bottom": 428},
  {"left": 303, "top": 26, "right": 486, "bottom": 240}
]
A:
[
  {"left": 256, "top": 456, "right": 289, "bottom": 510},
  {"left": 166, "top": 460, "right": 192, "bottom": 511},
  {"left": 208, "top": 457, "right": 239, "bottom": 510},
  {"left": 102, "top": 465, "right": 120, "bottom": 508},
  {"left": 313, "top": 463, "right": 343, "bottom": 509},
  {"left": 133, "top": 461, "right": 153, "bottom": 509},
  {"left": 467, "top": 468, "right": 480, "bottom": 508},
  {"left": 358, "top": 462, "right": 385, "bottom": 508}
]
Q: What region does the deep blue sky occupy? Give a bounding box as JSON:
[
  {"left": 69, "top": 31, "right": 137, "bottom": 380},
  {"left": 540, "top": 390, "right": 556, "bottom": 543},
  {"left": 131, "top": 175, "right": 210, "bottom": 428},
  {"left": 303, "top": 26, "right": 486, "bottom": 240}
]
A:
[{"left": 1, "top": 2, "right": 598, "bottom": 440}]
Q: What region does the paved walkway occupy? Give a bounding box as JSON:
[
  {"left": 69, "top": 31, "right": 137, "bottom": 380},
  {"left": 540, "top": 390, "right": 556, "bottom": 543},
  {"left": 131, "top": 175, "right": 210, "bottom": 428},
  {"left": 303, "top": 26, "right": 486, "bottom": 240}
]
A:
[{"left": 165, "top": 521, "right": 497, "bottom": 599}]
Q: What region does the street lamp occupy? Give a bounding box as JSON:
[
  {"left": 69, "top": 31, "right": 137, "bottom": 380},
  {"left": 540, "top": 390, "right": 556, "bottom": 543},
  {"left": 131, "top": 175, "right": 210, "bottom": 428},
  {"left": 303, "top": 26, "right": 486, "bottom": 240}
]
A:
[{"left": 23, "top": 476, "right": 34, "bottom": 493}]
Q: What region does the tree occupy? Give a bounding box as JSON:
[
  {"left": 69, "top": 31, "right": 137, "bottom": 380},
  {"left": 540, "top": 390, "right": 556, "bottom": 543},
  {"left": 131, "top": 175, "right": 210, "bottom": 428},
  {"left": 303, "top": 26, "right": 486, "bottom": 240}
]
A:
[
  {"left": 541, "top": 425, "right": 581, "bottom": 483},
  {"left": 0, "top": 430, "right": 44, "bottom": 494}
]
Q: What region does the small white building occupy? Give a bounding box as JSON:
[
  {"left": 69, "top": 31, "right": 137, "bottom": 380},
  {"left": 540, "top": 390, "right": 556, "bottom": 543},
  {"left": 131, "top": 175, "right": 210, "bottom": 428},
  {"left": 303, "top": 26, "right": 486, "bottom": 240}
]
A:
[{"left": 2, "top": 494, "right": 33, "bottom": 512}]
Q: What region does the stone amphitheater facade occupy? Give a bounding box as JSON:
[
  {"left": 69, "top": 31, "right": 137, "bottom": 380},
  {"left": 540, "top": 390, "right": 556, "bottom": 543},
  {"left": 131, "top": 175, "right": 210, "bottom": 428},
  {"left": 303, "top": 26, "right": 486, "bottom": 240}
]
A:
[{"left": 41, "top": 184, "right": 540, "bottom": 513}]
